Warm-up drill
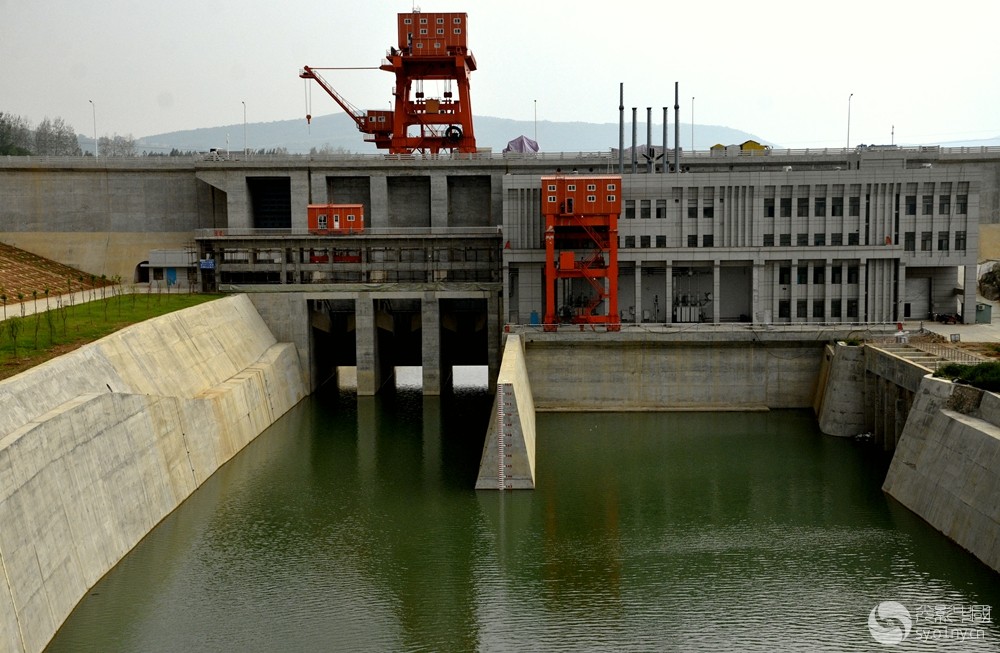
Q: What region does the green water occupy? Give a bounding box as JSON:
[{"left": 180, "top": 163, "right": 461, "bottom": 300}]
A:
[{"left": 47, "top": 389, "right": 1000, "bottom": 652}]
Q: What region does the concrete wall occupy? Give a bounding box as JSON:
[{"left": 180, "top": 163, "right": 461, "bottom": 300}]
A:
[
  {"left": 521, "top": 335, "right": 822, "bottom": 410},
  {"left": 883, "top": 375, "right": 1000, "bottom": 573},
  {"left": 816, "top": 343, "right": 868, "bottom": 437},
  {"left": 0, "top": 294, "right": 306, "bottom": 653}
]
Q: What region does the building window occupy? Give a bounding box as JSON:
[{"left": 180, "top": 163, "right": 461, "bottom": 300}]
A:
[
  {"left": 922, "top": 195, "right": 934, "bottom": 215},
  {"left": 832, "top": 197, "right": 844, "bottom": 217},
  {"left": 587, "top": 195, "right": 597, "bottom": 202},
  {"left": 404, "top": 18, "right": 412, "bottom": 24},
  {"left": 347, "top": 214, "right": 356, "bottom": 222},
  {"left": 938, "top": 231, "right": 949, "bottom": 251},
  {"left": 317, "top": 214, "right": 327, "bottom": 230},
  {"left": 831, "top": 233, "right": 843, "bottom": 246},
  {"left": 813, "top": 267, "right": 825, "bottom": 285},
  {"left": 640, "top": 235, "right": 651, "bottom": 248},
  {"left": 904, "top": 232, "right": 915, "bottom": 251},
  {"left": 656, "top": 199, "right": 666, "bottom": 219},
  {"left": 797, "top": 266, "right": 808, "bottom": 285},
  {"left": 779, "top": 300, "right": 790, "bottom": 318},
  {"left": 640, "top": 200, "right": 651, "bottom": 219},
  {"left": 780, "top": 197, "right": 792, "bottom": 218},
  {"left": 957, "top": 195, "right": 968, "bottom": 214},
  {"left": 763, "top": 233, "right": 774, "bottom": 247},
  {"left": 703, "top": 234, "right": 714, "bottom": 247},
  {"left": 815, "top": 197, "right": 827, "bottom": 217},
  {"left": 548, "top": 195, "right": 557, "bottom": 203},
  {"left": 847, "top": 266, "right": 859, "bottom": 284},
  {"left": 567, "top": 184, "right": 576, "bottom": 192},
  {"left": 607, "top": 183, "right": 617, "bottom": 191},
  {"left": 607, "top": 195, "right": 616, "bottom": 202},
  {"left": 797, "top": 197, "right": 809, "bottom": 217},
  {"left": 905, "top": 195, "right": 917, "bottom": 215},
  {"left": 587, "top": 184, "right": 597, "bottom": 191},
  {"left": 956, "top": 231, "right": 967, "bottom": 251},
  {"left": 765, "top": 198, "right": 775, "bottom": 218},
  {"left": 939, "top": 195, "right": 951, "bottom": 214},
  {"left": 656, "top": 235, "right": 666, "bottom": 247},
  {"left": 848, "top": 232, "right": 859, "bottom": 246},
  {"left": 831, "top": 265, "right": 842, "bottom": 284},
  {"left": 625, "top": 200, "right": 635, "bottom": 219},
  {"left": 420, "top": 28, "right": 428, "bottom": 35},
  {"left": 779, "top": 266, "right": 791, "bottom": 285},
  {"left": 625, "top": 235, "right": 636, "bottom": 248},
  {"left": 849, "top": 197, "right": 860, "bottom": 217},
  {"left": 703, "top": 206, "right": 714, "bottom": 219},
  {"left": 847, "top": 299, "right": 859, "bottom": 318},
  {"left": 814, "top": 233, "right": 826, "bottom": 246},
  {"left": 813, "top": 300, "right": 825, "bottom": 319},
  {"left": 797, "top": 233, "right": 809, "bottom": 247},
  {"left": 548, "top": 184, "right": 557, "bottom": 191},
  {"left": 797, "top": 300, "right": 807, "bottom": 318},
  {"left": 780, "top": 233, "right": 791, "bottom": 246},
  {"left": 688, "top": 199, "right": 698, "bottom": 218},
  {"left": 437, "top": 28, "right": 444, "bottom": 34},
  {"left": 831, "top": 299, "right": 842, "bottom": 318},
  {"left": 921, "top": 231, "right": 932, "bottom": 251},
  {"left": 687, "top": 235, "right": 698, "bottom": 247}
]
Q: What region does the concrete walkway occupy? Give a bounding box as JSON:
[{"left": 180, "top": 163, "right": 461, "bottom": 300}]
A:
[{"left": 905, "top": 297, "right": 1000, "bottom": 343}]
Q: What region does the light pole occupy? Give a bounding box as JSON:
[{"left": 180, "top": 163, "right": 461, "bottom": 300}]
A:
[
  {"left": 533, "top": 99, "right": 537, "bottom": 143},
  {"left": 847, "top": 93, "right": 853, "bottom": 149},
  {"left": 89, "top": 99, "right": 97, "bottom": 159},
  {"left": 690, "top": 96, "right": 695, "bottom": 152},
  {"left": 242, "top": 101, "right": 247, "bottom": 157}
]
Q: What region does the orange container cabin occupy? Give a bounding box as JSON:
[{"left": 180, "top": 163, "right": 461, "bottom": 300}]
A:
[
  {"left": 308, "top": 204, "right": 365, "bottom": 234},
  {"left": 397, "top": 12, "right": 468, "bottom": 54}
]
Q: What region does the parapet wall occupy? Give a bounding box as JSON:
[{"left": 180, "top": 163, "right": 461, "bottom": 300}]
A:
[
  {"left": 0, "top": 295, "right": 307, "bottom": 653},
  {"left": 883, "top": 375, "right": 1000, "bottom": 573}
]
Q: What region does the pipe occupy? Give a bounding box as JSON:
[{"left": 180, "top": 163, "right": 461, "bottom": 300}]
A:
[
  {"left": 662, "top": 107, "right": 668, "bottom": 175},
  {"left": 674, "top": 82, "right": 680, "bottom": 175},
  {"left": 646, "top": 107, "right": 653, "bottom": 174},
  {"left": 631, "top": 107, "right": 637, "bottom": 174},
  {"left": 618, "top": 83, "right": 624, "bottom": 175}
]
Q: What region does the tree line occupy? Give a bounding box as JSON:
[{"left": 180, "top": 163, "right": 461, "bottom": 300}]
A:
[{"left": 1, "top": 111, "right": 142, "bottom": 157}]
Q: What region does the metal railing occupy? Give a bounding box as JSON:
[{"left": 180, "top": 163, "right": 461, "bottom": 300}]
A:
[{"left": 194, "top": 227, "right": 501, "bottom": 238}]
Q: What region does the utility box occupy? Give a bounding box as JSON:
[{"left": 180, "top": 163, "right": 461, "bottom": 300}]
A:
[
  {"left": 976, "top": 302, "right": 992, "bottom": 323},
  {"left": 308, "top": 204, "right": 365, "bottom": 234}
]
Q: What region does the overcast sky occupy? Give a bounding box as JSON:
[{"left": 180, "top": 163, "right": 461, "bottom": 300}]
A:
[{"left": 3, "top": 0, "right": 999, "bottom": 149}]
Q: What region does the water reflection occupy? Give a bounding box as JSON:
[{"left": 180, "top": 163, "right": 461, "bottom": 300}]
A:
[{"left": 47, "top": 391, "right": 1000, "bottom": 652}]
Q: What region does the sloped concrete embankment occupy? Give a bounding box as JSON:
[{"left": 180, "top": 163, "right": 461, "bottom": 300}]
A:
[
  {"left": 0, "top": 294, "right": 307, "bottom": 653},
  {"left": 883, "top": 375, "right": 1000, "bottom": 573}
]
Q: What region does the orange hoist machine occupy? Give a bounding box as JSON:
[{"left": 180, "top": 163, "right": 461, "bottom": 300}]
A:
[
  {"left": 542, "top": 175, "right": 622, "bottom": 331},
  {"left": 300, "top": 11, "right": 477, "bottom": 155}
]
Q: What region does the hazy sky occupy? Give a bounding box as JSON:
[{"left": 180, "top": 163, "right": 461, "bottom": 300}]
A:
[{"left": 3, "top": 0, "right": 999, "bottom": 148}]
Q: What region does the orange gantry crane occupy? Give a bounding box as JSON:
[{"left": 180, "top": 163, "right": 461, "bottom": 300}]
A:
[
  {"left": 542, "top": 175, "right": 621, "bottom": 331},
  {"left": 300, "top": 11, "right": 477, "bottom": 155}
]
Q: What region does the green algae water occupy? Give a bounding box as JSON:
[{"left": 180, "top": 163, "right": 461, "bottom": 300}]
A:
[{"left": 46, "top": 388, "right": 1000, "bottom": 652}]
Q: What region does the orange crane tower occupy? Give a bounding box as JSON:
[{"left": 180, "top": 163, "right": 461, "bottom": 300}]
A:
[
  {"left": 542, "top": 175, "right": 621, "bottom": 331},
  {"left": 301, "top": 11, "right": 477, "bottom": 155}
]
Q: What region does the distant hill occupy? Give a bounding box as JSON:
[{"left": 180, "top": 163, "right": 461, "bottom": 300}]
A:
[{"left": 136, "top": 113, "right": 773, "bottom": 155}]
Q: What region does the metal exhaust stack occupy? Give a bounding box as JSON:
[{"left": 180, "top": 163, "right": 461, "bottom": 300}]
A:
[
  {"left": 674, "top": 82, "right": 680, "bottom": 174},
  {"left": 618, "top": 83, "right": 624, "bottom": 174},
  {"left": 646, "top": 107, "right": 653, "bottom": 174},
  {"left": 631, "top": 107, "right": 637, "bottom": 174},
  {"left": 662, "top": 107, "right": 668, "bottom": 175}
]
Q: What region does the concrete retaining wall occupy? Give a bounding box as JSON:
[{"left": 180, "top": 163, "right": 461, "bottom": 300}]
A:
[
  {"left": 883, "top": 375, "right": 1000, "bottom": 573},
  {"left": 522, "top": 338, "right": 822, "bottom": 410},
  {"left": 817, "top": 343, "right": 868, "bottom": 437},
  {"left": 0, "top": 294, "right": 306, "bottom": 653}
]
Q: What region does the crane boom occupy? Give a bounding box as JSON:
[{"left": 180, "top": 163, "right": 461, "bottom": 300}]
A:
[{"left": 299, "top": 66, "right": 365, "bottom": 131}]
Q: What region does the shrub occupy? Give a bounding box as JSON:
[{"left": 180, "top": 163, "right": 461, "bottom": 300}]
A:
[{"left": 934, "top": 361, "right": 1000, "bottom": 392}]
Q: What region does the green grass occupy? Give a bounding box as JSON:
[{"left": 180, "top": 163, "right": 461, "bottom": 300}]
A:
[
  {"left": 933, "top": 361, "right": 1000, "bottom": 392},
  {"left": 0, "top": 290, "right": 224, "bottom": 380}
]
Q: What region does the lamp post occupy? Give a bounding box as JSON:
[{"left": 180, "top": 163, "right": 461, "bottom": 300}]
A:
[
  {"left": 847, "top": 93, "right": 853, "bottom": 149},
  {"left": 533, "top": 99, "right": 537, "bottom": 143},
  {"left": 242, "top": 101, "right": 247, "bottom": 157},
  {"left": 89, "top": 99, "right": 97, "bottom": 159}
]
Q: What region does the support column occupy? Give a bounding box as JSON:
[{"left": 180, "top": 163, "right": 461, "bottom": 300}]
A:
[
  {"left": 897, "top": 260, "right": 906, "bottom": 323},
  {"left": 487, "top": 289, "right": 501, "bottom": 393},
  {"left": 824, "top": 259, "right": 832, "bottom": 324},
  {"left": 421, "top": 292, "right": 441, "bottom": 395},
  {"left": 790, "top": 258, "right": 798, "bottom": 324},
  {"left": 963, "top": 262, "right": 977, "bottom": 323},
  {"left": 355, "top": 293, "right": 381, "bottom": 396},
  {"left": 370, "top": 175, "right": 389, "bottom": 229},
  {"left": 634, "top": 260, "right": 642, "bottom": 322},
  {"left": 752, "top": 260, "right": 761, "bottom": 323},
  {"left": 430, "top": 174, "right": 448, "bottom": 230},
  {"left": 713, "top": 260, "right": 721, "bottom": 324},
  {"left": 664, "top": 262, "right": 673, "bottom": 324}
]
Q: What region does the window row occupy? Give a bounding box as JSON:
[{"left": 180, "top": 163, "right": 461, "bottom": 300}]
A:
[
  {"left": 778, "top": 299, "right": 858, "bottom": 319},
  {"left": 902, "top": 231, "right": 966, "bottom": 252},
  {"left": 779, "top": 265, "right": 860, "bottom": 285}
]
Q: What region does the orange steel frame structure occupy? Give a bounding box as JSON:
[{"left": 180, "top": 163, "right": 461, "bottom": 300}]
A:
[
  {"left": 301, "top": 11, "right": 477, "bottom": 155},
  {"left": 542, "top": 175, "right": 621, "bottom": 331}
]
